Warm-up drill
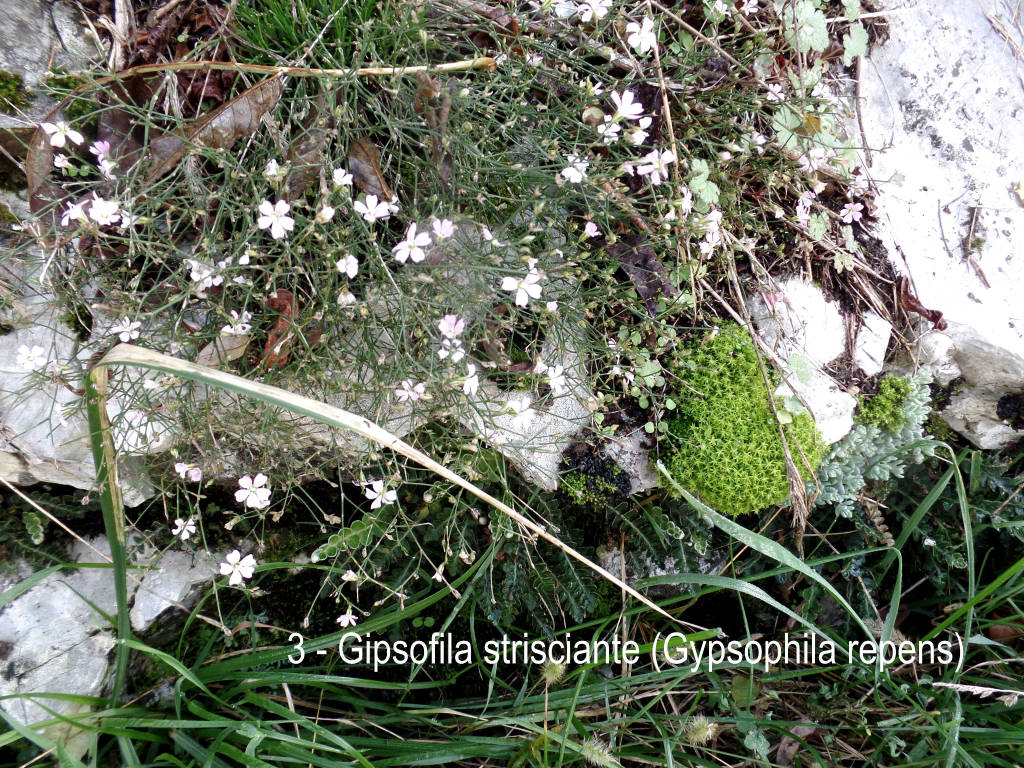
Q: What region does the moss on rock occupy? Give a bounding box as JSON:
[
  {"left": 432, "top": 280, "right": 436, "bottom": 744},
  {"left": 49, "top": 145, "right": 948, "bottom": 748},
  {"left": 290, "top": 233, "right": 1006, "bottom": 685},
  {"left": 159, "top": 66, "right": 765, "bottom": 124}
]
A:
[
  {"left": 856, "top": 375, "right": 911, "bottom": 432},
  {"left": 663, "top": 324, "right": 822, "bottom": 517}
]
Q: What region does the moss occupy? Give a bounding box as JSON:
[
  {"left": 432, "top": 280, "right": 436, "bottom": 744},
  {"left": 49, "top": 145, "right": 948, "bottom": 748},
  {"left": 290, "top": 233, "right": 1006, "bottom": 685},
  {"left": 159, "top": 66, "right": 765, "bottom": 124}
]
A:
[
  {"left": 663, "top": 324, "right": 823, "bottom": 517},
  {"left": 43, "top": 71, "right": 95, "bottom": 126},
  {"left": 0, "top": 70, "right": 29, "bottom": 109},
  {"left": 856, "top": 375, "right": 911, "bottom": 432},
  {"left": 0, "top": 202, "right": 19, "bottom": 226},
  {"left": 560, "top": 451, "right": 631, "bottom": 509}
]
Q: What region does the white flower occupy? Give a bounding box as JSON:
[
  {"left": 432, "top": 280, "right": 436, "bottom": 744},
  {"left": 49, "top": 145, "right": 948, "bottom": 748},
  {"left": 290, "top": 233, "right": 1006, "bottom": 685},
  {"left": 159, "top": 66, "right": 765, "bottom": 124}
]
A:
[
  {"left": 432, "top": 218, "right": 455, "bottom": 239},
  {"left": 16, "top": 344, "right": 47, "bottom": 371},
  {"left": 626, "top": 16, "right": 657, "bottom": 54},
  {"left": 257, "top": 199, "right": 295, "bottom": 240},
  {"left": 98, "top": 158, "right": 117, "bottom": 180},
  {"left": 560, "top": 153, "right": 589, "bottom": 183},
  {"left": 264, "top": 159, "right": 286, "bottom": 182},
  {"left": 332, "top": 168, "right": 353, "bottom": 187},
  {"left": 336, "top": 612, "right": 359, "bottom": 628},
  {"left": 462, "top": 363, "right": 480, "bottom": 396},
  {"left": 546, "top": 364, "right": 567, "bottom": 395},
  {"left": 41, "top": 121, "right": 83, "bottom": 148},
  {"left": 636, "top": 148, "right": 676, "bottom": 185},
  {"left": 336, "top": 253, "right": 359, "bottom": 278},
  {"left": 185, "top": 258, "right": 223, "bottom": 294},
  {"left": 508, "top": 397, "right": 535, "bottom": 430},
  {"left": 392, "top": 222, "right": 432, "bottom": 263},
  {"left": 766, "top": 82, "right": 785, "bottom": 102},
  {"left": 171, "top": 517, "right": 197, "bottom": 541},
  {"left": 596, "top": 117, "right": 621, "bottom": 145},
  {"left": 88, "top": 194, "right": 121, "bottom": 226},
  {"left": 337, "top": 289, "right": 357, "bottom": 307},
  {"left": 740, "top": 0, "right": 759, "bottom": 13},
  {"left": 221, "top": 310, "right": 252, "bottom": 335},
  {"left": 219, "top": 550, "right": 257, "bottom": 586},
  {"left": 480, "top": 225, "right": 503, "bottom": 246},
  {"left": 235, "top": 473, "right": 271, "bottom": 509},
  {"left": 395, "top": 378, "right": 426, "bottom": 402},
  {"left": 610, "top": 90, "right": 644, "bottom": 121},
  {"left": 315, "top": 205, "right": 336, "bottom": 224},
  {"left": 354, "top": 194, "right": 393, "bottom": 224},
  {"left": 749, "top": 130, "right": 768, "bottom": 154},
  {"left": 629, "top": 116, "right": 652, "bottom": 146},
  {"left": 52, "top": 153, "right": 69, "bottom": 169},
  {"left": 174, "top": 462, "right": 203, "bottom": 482},
  {"left": 584, "top": 221, "right": 600, "bottom": 238},
  {"left": 552, "top": 0, "right": 577, "bottom": 17},
  {"left": 364, "top": 479, "right": 397, "bottom": 509},
  {"left": 840, "top": 202, "right": 865, "bottom": 223},
  {"left": 501, "top": 269, "right": 543, "bottom": 307},
  {"left": 546, "top": 300, "right": 559, "bottom": 312},
  {"left": 438, "top": 337, "right": 465, "bottom": 362},
  {"left": 110, "top": 317, "right": 142, "bottom": 343},
  {"left": 341, "top": 569, "right": 358, "bottom": 582},
  {"left": 386, "top": 197, "right": 400, "bottom": 215},
  {"left": 576, "top": 0, "right": 611, "bottom": 22}
]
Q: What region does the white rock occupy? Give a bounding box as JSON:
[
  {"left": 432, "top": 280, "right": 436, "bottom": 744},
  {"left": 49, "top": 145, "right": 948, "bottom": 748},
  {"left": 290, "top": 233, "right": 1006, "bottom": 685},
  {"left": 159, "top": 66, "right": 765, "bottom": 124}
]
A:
[
  {"left": 603, "top": 426, "right": 658, "bottom": 494},
  {"left": 0, "top": 537, "right": 139, "bottom": 726},
  {"left": 859, "top": 0, "right": 1024, "bottom": 448},
  {"left": 747, "top": 277, "right": 857, "bottom": 445},
  {"left": 854, "top": 311, "right": 892, "bottom": 377},
  {"left": 130, "top": 549, "right": 221, "bottom": 633}
]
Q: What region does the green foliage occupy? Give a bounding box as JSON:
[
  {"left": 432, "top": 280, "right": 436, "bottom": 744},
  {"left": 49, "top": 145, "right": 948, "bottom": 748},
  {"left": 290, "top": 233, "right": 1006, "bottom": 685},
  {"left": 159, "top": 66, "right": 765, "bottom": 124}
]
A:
[
  {"left": 663, "top": 324, "right": 823, "bottom": 516},
  {"left": 559, "top": 450, "right": 630, "bottom": 510},
  {"left": 813, "top": 371, "right": 934, "bottom": 516},
  {"left": 0, "top": 70, "right": 28, "bottom": 108},
  {"left": 856, "top": 375, "right": 912, "bottom": 432}
]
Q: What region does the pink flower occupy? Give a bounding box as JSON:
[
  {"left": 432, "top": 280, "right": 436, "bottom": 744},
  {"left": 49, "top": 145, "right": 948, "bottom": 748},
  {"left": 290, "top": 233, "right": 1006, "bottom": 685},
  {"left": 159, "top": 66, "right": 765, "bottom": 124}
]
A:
[
  {"left": 336, "top": 612, "right": 358, "bottom": 628},
  {"left": 395, "top": 379, "right": 426, "bottom": 402},
  {"left": 840, "top": 202, "right": 864, "bottom": 224},
  {"left": 432, "top": 218, "right": 455, "bottom": 239},
  {"left": 438, "top": 314, "right": 465, "bottom": 339}
]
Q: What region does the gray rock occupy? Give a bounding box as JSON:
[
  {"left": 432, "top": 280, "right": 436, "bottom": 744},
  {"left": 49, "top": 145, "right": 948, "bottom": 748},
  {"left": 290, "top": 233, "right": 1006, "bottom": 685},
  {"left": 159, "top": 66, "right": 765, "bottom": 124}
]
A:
[
  {"left": 0, "top": 0, "right": 97, "bottom": 158},
  {"left": 0, "top": 536, "right": 136, "bottom": 726},
  {"left": 130, "top": 549, "right": 220, "bottom": 633}
]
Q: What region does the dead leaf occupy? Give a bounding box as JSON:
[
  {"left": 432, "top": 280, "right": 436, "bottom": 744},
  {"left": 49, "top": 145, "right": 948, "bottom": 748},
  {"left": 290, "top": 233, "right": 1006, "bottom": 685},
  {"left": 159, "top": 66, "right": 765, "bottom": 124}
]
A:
[
  {"left": 348, "top": 137, "right": 394, "bottom": 200},
  {"left": 196, "top": 333, "right": 251, "bottom": 368},
  {"left": 775, "top": 722, "right": 818, "bottom": 766},
  {"left": 607, "top": 235, "right": 678, "bottom": 316},
  {"left": 146, "top": 76, "right": 285, "bottom": 183},
  {"left": 286, "top": 94, "right": 334, "bottom": 200},
  {"left": 262, "top": 289, "right": 296, "bottom": 368}
]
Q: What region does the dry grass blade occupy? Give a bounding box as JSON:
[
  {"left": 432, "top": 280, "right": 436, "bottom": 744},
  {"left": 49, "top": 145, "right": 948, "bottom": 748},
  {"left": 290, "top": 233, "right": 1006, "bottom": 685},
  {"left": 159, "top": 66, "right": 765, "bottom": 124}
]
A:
[{"left": 89, "top": 344, "right": 703, "bottom": 631}]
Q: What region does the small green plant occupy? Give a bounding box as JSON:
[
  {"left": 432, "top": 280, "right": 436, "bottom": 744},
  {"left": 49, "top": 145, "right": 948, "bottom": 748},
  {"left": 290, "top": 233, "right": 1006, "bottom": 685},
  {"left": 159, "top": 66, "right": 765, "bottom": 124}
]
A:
[
  {"left": 856, "top": 374, "right": 911, "bottom": 431},
  {"left": 0, "top": 69, "right": 28, "bottom": 109},
  {"left": 663, "top": 324, "right": 822, "bottom": 516},
  {"left": 559, "top": 448, "right": 630, "bottom": 509}
]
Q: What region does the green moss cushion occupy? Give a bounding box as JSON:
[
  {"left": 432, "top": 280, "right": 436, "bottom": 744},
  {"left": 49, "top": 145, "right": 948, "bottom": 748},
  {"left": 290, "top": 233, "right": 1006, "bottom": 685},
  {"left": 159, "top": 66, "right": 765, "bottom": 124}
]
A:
[{"left": 665, "top": 324, "right": 822, "bottom": 516}]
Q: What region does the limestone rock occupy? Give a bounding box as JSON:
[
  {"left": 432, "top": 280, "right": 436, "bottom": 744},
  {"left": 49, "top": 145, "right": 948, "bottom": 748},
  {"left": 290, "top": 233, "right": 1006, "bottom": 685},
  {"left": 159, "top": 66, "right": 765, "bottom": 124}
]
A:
[{"left": 859, "top": 0, "right": 1024, "bottom": 448}]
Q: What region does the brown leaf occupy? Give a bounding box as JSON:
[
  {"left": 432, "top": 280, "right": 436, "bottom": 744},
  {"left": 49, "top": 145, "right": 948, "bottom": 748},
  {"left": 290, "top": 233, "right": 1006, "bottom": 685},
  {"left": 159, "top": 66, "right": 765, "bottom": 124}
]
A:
[
  {"left": 898, "top": 276, "right": 947, "bottom": 330},
  {"left": 146, "top": 76, "right": 285, "bottom": 183},
  {"left": 608, "top": 235, "right": 678, "bottom": 316},
  {"left": 196, "top": 333, "right": 251, "bottom": 368},
  {"left": 286, "top": 94, "right": 334, "bottom": 200},
  {"left": 262, "top": 289, "right": 296, "bottom": 368},
  {"left": 775, "top": 722, "right": 818, "bottom": 766},
  {"left": 348, "top": 137, "right": 394, "bottom": 200}
]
